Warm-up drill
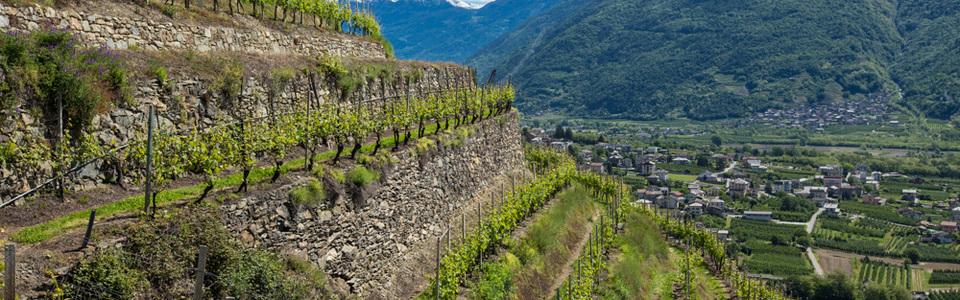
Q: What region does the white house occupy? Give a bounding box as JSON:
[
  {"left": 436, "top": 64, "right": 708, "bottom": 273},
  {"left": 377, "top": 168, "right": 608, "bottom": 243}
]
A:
[{"left": 743, "top": 211, "right": 772, "bottom": 222}]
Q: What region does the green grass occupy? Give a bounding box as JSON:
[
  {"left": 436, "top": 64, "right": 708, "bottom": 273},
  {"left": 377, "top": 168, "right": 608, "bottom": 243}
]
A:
[
  {"left": 346, "top": 166, "right": 380, "bottom": 186},
  {"left": 598, "top": 207, "right": 674, "bottom": 299},
  {"left": 289, "top": 178, "right": 325, "bottom": 208},
  {"left": 669, "top": 174, "right": 699, "bottom": 182},
  {"left": 468, "top": 184, "right": 597, "bottom": 298},
  {"left": 9, "top": 160, "right": 296, "bottom": 243},
  {"left": 8, "top": 110, "right": 503, "bottom": 244}
]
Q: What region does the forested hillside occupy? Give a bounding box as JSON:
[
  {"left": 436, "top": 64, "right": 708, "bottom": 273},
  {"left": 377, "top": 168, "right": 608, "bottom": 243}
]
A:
[
  {"left": 480, "top": 0, "right": 960, "bottom": 121},
  {"left": 463, "top": 0, "right": 592, "bottom": 81},
  {"left": 892, "top": 0, "right": 960, "bottom": 120},
  {"left": 366, "top": 0, "right": 566, "bottom": 62}
]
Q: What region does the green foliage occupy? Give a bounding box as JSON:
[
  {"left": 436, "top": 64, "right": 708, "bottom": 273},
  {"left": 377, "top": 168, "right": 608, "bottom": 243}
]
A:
[
  {"left": 69, "top": 248, "right": 150, "bottom": 296},
  {"left": 930, "top": 290, "right": 960, "bottom": 300},
  {"left": 929, "top": 269, "right": 960, "bottom": 284},
  {"left": 289, "top": 178, "right": 325, "bottom": 208},
  {"left": 421, "top": 148, "right": 575, "bottom": 298},
  {"left": 153, "top": 66, "right": 168, "bottom": 85},
  {"left": 345, "top": 165, "right": 379, "bottom": 186},
  {"left": 153, "top": 0, "right": 381, "bottom": 38},
  {"left": 62, "top": 206, "right": 325, "bottom": 299},
  {"left": 601, "top": 209, "right": 672, "bottom": 298},
  {"left": 743, "top": 253, "right": 813, "bottom": 276},
  {"left": 470, "top": 254, "right": 520, "bottom": 299},
  {"left": 0, "top": 28, "right": 129, "bottom": 134},
  {"left": 814, "top": 237, "right": 887, "bottom": 257},
  {"left": 840, "top": 202, "right": 918, "bottom": 225},
  {"left": 495, "top": 0, "right": 960, "bottom": 121},
  {"left": 819, "top": 216, "right": 886, "bottom": 238},
  {"left": 328, "top": 169, "right": 345, "bottom": 184},
  {"left": 210, "top": 61, "right": 244, "bottom": 105},
  {"left": 729, "top": 219, "right": 804, "bottom": 242},
  {"left": 906, "top": 245, "right": 960, "bottom": 264},
  {"left": 354, "top": 154, "right": 375, "bottom": 165}
]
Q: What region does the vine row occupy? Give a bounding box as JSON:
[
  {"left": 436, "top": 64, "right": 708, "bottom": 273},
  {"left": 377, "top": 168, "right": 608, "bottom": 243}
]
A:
[
  {"left": 421, "top": 147, "right": 575, "bottom": 299},
  {"left": 575, "top": 173, "right": 790, "bottom": 300},
  {"left": 126, "top": 84, "right": 514, "bottom": 209},
  {"left": 155, "top": 0, "right": 381, "bottom": 38}
]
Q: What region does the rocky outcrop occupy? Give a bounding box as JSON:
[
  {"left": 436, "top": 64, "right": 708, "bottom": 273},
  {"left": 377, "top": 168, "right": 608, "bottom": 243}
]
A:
[
  {"left": 0, "top": 3, "right": 385, "bottom": 58},
  {"left": 219, "top": 112, "right": 525, "bottom": 297}
]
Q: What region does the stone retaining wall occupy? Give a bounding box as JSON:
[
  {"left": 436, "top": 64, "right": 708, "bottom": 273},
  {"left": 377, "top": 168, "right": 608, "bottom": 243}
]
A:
[
  {"left": 0, "top": 64, "right": 473, "bottom": 201},
  {"left": 219, "top": 111, "right": 525, "bottom": 297},
  {"left": 0, "top": 3, "right": 385, "bottom": 58}
]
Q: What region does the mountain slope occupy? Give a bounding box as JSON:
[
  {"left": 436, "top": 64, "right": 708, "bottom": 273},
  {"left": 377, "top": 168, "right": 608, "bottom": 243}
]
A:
[
  {"left": 367, "top": 0, "right": 567, "bottom": 62},
  {"left": 891, "top": 0, "right": 960, "bottom": 119},
  {"left": 481, "top": 0, "right": 960, "bottom": 120},
  {"left": 463, "top": 0, "right": 593, "bottom": 81}
]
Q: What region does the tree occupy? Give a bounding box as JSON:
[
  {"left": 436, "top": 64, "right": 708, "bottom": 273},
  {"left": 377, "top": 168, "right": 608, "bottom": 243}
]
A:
[
  {"left": 697, "top": 155, "right": 710, "bottom": 167},
  {"left": 812, "top": 273, "right": 861, "bottom": 300},
  {"left": 864, "top": 283, "right": 909, "bottom": 300},
  {"left": 712, "top": 135, "right": 723, "bottom": 147},
  {"left": 771, "top": 234, "right": 786, "bottom": 245},
  {"left": 797, "top": 236, "right": 812, "bottom": 248},
  {"left": 904, "top": 248, "right": 920, "bottom": 264},
  {"left": 553, "top": 124, "right": 565, "bottom": 139},
  {"left": 784, "top": 276, "right": 815, "bottom": 299}
]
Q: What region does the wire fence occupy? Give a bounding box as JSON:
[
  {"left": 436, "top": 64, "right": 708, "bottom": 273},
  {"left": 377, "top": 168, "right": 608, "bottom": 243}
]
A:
[{"left": 0, "top": 84, "right": 475, "bottom": 209}]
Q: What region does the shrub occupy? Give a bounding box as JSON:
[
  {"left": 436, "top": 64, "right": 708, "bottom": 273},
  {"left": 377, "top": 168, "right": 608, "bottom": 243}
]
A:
[
  {"left": 355, "top": 154, "right": 375, "bottom": 165},
  {"left": 346, "top": 166, "right": 379, "bottom": 186},
  {"left": 470, "top": 253, "right": 520, "bottom": 299},
  {"left": 154, "top": 66, "right": 168, "bottom": 86},
  {"left": 415, "top": 137, "right": 435, "bottom": 156},
  {"left": 0, "top": 28, "right": 129, "bottom": 136},
  {"left": 61, "top": 206, "right": 325, "bottom": 299},
  {"left": 311, "top": 165, "right": 325, "bottom": 178},
  {"left": 328, "top": 169, "right": 345, "bottom": 184},
  {"left": 289, "top": 179, "right": 325, "bottom": 208}
]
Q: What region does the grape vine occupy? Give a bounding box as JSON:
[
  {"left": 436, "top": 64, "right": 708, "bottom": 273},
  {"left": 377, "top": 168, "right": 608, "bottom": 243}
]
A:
[
  {"left": 421, "top": 147, "right": 575, "bottom": 299},
  {"left": 158, "top": 0, "right": 381, "bottom": 38},
  {"left": 120, "top": 84, "right": 513, "bottom": 212}
]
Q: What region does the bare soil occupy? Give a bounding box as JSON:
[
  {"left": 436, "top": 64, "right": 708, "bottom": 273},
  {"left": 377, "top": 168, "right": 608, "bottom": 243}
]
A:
[{"left": 818, "top": 254, "right": 853, "bottom": 276}]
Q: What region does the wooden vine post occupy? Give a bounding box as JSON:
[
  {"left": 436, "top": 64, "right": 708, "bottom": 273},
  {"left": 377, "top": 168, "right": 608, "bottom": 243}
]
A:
[
  {"left": 4, "top": 244, "right": 15, "bottom": 300},
  {"left": 144, "top": 106, "right": 155, "bottom": 215}
]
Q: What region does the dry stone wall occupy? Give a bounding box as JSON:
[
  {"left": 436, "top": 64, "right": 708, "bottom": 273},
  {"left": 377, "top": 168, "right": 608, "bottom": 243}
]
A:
[
  {"left": 219, "top": 112, "right": 525, "bottom": 297},
  {"left": 0, "top": 3, "right": 385, "bottom": 58},
  {"left": 0, "top": 64, "right": 473, "bottom": 202}
]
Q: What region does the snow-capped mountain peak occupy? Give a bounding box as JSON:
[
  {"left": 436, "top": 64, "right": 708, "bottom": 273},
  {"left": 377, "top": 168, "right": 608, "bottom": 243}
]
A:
[
  {"left": 383, "top": 0, "right": 490, "bottom": 9},
  {"left": 445, "top": 0, "right": 484, "bottom": 9}
]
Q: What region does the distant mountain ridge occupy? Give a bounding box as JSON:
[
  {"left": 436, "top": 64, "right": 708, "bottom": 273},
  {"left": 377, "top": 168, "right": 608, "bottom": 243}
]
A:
[
  {"left": 366, "top": 0, "right": 567, "bottom": 63},
  {"left": 472, "top": 0, "right": 960, "bottom": 121}
]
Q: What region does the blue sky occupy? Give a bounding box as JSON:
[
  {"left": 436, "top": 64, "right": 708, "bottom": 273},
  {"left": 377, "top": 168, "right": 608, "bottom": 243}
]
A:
[{"left": 462, "top": 0, "right": 495, "bottom": 4}]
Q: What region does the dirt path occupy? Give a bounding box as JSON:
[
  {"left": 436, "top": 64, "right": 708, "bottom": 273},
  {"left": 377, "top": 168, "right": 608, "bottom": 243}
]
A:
[
  {"left": 542, "top": 209, "right": 601, "bottom": 299},
  {"left": 912, "top": 269, "right": 925, "bottom": 291},
  {"left": 774, "top": 207, "right": 825, "bottom": 275}
]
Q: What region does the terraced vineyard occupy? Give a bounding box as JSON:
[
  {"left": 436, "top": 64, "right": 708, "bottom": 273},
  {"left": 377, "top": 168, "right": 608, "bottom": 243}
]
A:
[{"left": 856, "top": 261, "right": 911, "bottom": 290}]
